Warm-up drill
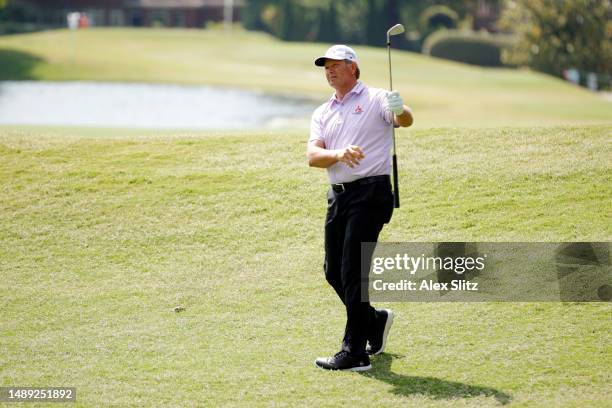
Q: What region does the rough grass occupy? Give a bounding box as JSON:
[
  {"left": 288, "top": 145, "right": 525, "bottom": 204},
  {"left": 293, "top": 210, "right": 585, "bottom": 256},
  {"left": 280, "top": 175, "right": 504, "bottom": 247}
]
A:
[
  {"left": 1, "top": 125, "right": 610, "bottom": 407},
  {"left": 0, "top": 27, "right": 610, "bottom": 127}
]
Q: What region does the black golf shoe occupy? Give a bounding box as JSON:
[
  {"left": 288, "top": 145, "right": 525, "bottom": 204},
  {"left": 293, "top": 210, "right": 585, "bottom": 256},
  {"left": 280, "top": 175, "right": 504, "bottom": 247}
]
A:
[
  {"left": 366, "top": 308, "right": 394, "bottom": 355},
  {"left": 315, "top": 350, "right": 372, "bottom": 371}
]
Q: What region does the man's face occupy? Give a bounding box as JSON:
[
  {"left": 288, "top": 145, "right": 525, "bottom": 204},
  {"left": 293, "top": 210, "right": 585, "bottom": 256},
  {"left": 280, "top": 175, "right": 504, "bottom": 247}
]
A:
[{"left": 324, "top": 59, "right": 356, "bottom": 89}]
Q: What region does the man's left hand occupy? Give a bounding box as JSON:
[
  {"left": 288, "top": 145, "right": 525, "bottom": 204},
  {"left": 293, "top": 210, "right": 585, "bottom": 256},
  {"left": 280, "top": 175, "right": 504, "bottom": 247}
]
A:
[{"left": 386, "top": 91, "right": 404, "bottom": 115}]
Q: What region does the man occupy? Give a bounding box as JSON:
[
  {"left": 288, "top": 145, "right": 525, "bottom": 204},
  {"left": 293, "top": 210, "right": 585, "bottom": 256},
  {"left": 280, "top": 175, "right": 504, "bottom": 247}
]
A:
[{"left": 307, "top": 44, "right": 413, "bottom": 371}]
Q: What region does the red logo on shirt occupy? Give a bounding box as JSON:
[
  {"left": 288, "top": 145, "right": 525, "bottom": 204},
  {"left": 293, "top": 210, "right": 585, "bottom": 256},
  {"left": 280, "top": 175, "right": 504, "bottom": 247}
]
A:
[{"left": 354, "top": 105, "right": 363, "bottom": 114}]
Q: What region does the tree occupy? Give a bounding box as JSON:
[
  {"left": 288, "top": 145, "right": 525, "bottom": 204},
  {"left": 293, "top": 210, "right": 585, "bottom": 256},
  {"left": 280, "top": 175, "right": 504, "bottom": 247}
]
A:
[
  {"left": 365, "top": 0, "right": 385, "bottom": 45},
  {"left": 241, "top": 0, "right": 267, "bottom": 31},
  {"left": 278, "top": 0, "right": 294, "bottom": 40},
  {"left": 500, "top": 0, "right": 612, "bottom": 78},
  {"left": 316, "top": 1, "right": 339, "bottom": 42},
  {"left": 335, "top": 0, "right": 368, "bottom": 44},
  {"left": 364, "top": 0, "right": 405, "bottom": 46},
  {"left": 383, "top": 0, "right": 402, "bottom": 30}
]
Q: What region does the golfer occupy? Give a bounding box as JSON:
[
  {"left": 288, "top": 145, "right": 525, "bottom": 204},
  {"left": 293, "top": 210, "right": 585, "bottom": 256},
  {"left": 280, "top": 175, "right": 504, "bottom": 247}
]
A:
[{"left": 307, "top": 45, "right": 413, "bottom": 371}]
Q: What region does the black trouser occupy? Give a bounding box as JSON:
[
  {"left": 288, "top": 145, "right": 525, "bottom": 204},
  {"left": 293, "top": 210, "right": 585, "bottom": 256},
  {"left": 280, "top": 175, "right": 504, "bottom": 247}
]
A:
[{"left": 324, "top": 175, "right": 394, "bottom": 355}]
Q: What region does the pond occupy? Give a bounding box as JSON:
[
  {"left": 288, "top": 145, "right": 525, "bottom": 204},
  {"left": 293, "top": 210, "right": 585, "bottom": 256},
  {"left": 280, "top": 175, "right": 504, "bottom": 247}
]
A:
[{"left": 0, "top": 81, "right": 318, "bottom": 130}]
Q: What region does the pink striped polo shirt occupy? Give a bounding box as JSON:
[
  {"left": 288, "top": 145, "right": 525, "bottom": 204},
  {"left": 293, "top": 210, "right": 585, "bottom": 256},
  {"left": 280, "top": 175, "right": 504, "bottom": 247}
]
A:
[{"left": 309, "top": 81, "right": 394, "bottom": 184}]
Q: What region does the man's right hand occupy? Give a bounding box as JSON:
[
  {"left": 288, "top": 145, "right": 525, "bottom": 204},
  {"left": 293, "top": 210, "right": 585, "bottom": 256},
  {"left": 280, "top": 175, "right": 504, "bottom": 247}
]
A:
[{"left": 336, "top": 145, "right": 365, "bottom": 168}]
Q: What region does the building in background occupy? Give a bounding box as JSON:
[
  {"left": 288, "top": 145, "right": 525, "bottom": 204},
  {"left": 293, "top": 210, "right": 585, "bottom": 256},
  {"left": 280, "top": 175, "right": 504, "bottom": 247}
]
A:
[{"left": 10, "top": 0, "right": 243, "bottom": 28}]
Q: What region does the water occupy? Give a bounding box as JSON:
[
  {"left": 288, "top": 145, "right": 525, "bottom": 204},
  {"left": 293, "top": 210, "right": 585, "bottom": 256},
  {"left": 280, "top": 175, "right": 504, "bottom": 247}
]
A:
[{"left": 0, "top": 81, "right": 318, "bottom": 130}]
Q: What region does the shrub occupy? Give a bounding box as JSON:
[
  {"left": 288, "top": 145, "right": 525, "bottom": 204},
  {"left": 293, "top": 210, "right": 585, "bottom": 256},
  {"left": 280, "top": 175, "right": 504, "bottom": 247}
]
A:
[
  {"left": 419, "top": 5, "right": 459, "bottom": 33},
  {"left": 423, "top": 30, "right": 517, "bottom": 67}
]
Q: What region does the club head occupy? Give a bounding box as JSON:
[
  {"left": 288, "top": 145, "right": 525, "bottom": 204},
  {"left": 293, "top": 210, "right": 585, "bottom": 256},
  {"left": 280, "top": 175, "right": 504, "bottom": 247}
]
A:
[{"left": 386, "top": 24, "right": 405, "bottom": 43}]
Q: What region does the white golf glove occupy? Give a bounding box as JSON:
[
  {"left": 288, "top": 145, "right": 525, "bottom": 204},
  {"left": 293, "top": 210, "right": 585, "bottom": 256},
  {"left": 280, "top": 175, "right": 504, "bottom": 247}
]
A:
[{"left": 386, "top": 91, "right": 404, "bottom": 115}]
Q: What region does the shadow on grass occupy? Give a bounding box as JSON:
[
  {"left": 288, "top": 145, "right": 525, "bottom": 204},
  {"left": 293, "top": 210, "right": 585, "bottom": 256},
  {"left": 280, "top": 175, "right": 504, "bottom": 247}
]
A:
[
  {"left": 0, "top": 49, "right": 44, "bottom": 79},
  {"left": 360, "top": 353, "right": 512, "bottom": 405}
]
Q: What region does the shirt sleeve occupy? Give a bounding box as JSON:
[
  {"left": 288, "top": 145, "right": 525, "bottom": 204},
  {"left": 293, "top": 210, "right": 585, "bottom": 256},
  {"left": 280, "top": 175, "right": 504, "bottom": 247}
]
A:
[
  {"left": 309, "top": 106, "right": 325, "bottom": 143},
  {"left": 377, "top": 89, "right": 394, "bottom": 125}
]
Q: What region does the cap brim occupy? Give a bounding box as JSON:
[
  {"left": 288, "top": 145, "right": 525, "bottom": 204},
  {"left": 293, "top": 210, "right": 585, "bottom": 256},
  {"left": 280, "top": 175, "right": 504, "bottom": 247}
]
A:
[
  {"left": 314, "top": 56, "right": 344, "bottom": 66},
  {"left": 314, "top": 57, "right": 326, "bottom": 66}
]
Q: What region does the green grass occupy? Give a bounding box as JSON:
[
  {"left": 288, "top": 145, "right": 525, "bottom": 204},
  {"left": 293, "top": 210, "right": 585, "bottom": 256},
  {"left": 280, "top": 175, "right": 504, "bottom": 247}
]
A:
[
  {"left": 1, "top": 125, "right": 610, "bottom": 407},
  {"left": 0, "top": 25, "right": 610, "bottom": 407},
  {"left": 0, "top": 27, "right": 611, "bottom": 127}
]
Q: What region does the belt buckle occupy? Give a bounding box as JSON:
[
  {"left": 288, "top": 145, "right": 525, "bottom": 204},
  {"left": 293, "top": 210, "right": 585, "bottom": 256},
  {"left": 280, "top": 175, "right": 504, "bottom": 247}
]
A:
[{"left": 333, "top": 183, "right": 345, "bottom": 193}]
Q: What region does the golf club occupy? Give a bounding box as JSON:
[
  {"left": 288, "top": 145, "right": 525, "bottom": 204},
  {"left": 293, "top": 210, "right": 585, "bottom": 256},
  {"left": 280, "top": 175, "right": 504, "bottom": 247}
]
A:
[{"left": 386, "top": 23, "right": 404, "bottom": 209}]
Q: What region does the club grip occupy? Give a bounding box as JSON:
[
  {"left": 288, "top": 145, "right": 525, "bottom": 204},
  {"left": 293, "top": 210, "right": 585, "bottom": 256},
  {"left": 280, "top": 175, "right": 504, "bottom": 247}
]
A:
[{"left": 392, "top": 154, "right": 400, "bottom": 208}]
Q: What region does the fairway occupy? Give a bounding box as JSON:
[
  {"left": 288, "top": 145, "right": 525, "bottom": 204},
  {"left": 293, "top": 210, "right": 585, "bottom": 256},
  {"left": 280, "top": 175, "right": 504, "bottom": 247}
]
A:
[
  {"left": 0, "top": 28, "right": 611, "bottom": 127},
  {"left": 1, "top": 25, "right": 611, "bottom": 407},
  {"left": 1, "top": 125, "right": 610, "bottom": 407}
]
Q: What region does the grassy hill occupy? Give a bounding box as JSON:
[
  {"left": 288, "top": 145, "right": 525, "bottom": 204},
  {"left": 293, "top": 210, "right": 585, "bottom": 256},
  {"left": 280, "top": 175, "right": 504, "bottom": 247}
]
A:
[
  {"left": 0, "top": 27, "right": 610, "bottom": 407},
  {"left": 0, "top": 27, "right": 610, "bottom": 127},
  {"left": 1, "top": 125, "right": 610, "bottom": 406}
]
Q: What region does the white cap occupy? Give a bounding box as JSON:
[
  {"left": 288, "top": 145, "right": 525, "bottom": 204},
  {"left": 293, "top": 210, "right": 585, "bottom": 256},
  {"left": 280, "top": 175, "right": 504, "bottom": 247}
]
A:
[{"left": 314, "top": 45, "right": 359, "bottom": 67}]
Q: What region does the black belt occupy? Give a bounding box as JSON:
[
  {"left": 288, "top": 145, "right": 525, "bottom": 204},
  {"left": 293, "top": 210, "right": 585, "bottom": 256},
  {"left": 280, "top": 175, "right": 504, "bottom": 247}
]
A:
[{"left": 331, "top": 175, "right": 390, "bottom": 193}]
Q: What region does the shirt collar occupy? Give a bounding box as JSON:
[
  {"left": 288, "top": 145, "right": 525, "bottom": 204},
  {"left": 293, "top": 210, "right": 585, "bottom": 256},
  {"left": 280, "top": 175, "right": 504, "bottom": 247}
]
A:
[{"left": 329, "top": 81, "right": 365, "bottom": 104}]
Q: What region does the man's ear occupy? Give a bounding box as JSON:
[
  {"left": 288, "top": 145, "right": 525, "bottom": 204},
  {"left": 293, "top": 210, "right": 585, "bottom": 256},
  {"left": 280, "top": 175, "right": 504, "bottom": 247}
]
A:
[{"left": 344, "top": 61, "right": 358, "bottom": 79}]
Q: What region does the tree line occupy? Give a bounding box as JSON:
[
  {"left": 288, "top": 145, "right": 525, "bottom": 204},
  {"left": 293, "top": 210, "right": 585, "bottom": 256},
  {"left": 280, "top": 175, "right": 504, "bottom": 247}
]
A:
[{"left": 241, "top": 0, "right": 611, "bottom": 88}]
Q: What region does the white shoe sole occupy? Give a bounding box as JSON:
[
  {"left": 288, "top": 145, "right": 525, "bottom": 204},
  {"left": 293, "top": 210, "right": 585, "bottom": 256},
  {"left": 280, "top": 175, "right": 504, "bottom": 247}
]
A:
[
  {"left": 314, "top": 361, "right": 372, "bottom": 371},
  {"left": 372, "top": 309, "right": 394, "bottom": 356},
  {"left": 343, "top": 364, "right": 372, "bottom": 372}
]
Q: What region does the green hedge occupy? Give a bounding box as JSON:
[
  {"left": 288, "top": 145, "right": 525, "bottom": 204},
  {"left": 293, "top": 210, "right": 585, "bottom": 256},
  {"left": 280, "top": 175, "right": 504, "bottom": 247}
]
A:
[
  {"left": 0, "top": 22, "right": 57, "bottom": 35},
  {"left": 423, "top": 30, "right": 516, "bottom": 67},
  {"left": 419, "top": 5, "right": 459, "bottom": 32}
]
